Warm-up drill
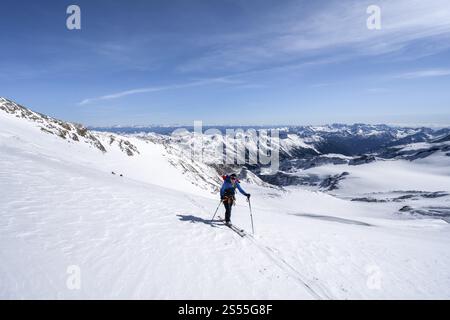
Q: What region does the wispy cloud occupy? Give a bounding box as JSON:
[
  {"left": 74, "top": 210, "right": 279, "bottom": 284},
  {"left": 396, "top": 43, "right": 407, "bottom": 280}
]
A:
[
  {"left": 179, "top": 0, "right": 450, "bottom": 73},
  {"left": 76, "top": 0, "right": 450, "bottom": 107},
  {"left": 395, "top": 69, "right": 450, "bottom": 79},
  {"left": 78, "top": 77, "right": 240, "bottom": 105}
]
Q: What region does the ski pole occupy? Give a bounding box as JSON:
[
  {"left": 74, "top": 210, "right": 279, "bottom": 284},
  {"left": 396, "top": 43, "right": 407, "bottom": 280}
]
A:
[
  {"left": 248, "top": 198, "right": 255, "bottom": 234},
  {"left": 210, "top": 199, "right": 222, "bottom": 223}
]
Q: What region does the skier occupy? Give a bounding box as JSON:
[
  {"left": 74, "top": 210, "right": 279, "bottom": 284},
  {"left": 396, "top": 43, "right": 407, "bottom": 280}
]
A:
[{"left": 220, "top": 173, "right": 250, "bottom": 225}]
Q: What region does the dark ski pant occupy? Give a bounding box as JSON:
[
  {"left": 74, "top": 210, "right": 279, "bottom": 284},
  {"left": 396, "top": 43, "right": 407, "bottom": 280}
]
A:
[{"left": 223, "top": 197, "right": 234, "bottom": 222}]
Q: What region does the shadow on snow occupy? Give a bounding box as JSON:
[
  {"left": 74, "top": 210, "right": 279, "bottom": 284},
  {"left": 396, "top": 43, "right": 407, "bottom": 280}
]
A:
[
  {"left": 176, "top": 214, "right": 224, "bottom": 227},
  {"left": 290, "top": 213, "right": 374, "bottom": 227}
]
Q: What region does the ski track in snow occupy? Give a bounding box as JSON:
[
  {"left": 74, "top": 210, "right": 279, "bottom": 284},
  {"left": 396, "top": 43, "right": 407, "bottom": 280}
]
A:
[
  {"left": 185, "top": 196, "right": 327, "bottom": 298},
  {"left": 186, "top": 195, "right": 331, "bottom": 298},
  {"left": 244, "top": 235, "right": 330, "bottom": 299}
]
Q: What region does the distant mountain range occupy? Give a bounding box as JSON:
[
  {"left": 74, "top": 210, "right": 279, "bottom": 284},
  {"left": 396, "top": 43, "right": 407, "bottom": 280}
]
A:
[{"left": 95, "top": 121, "right": 450, "bottom": 187}]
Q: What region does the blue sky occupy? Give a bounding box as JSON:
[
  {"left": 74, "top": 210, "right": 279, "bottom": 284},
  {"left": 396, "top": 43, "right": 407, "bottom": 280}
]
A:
[{"left": 1, "top": 0, "right": 450, "bottom": 126}]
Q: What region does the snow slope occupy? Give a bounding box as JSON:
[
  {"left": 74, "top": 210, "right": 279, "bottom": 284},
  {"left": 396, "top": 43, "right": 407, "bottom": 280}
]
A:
[
  {"left": 303, "top": 155, "right": 450, "bottom": 196},
  {"left": 0, "top": 99, "right": 218, "bottom": 195},
  {"left": 1, "top": 100, "right": 450, "bottom": 299}
]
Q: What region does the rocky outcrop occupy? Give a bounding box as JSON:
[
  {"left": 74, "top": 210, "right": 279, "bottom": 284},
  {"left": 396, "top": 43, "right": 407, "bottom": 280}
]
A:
[
  {"left": 0, "top": 97, "right": 107, "bottom": 153},
  {"left": 260, "top": 171, "right": 321, "bottom": 187},
  {"left": 349, "top": 155, "right": 376, "bottom": 166},
  {"left": 398, "top": 205, "right": 450, "bottom": 223},
  {"left": 0, "top": 97, "right": 141, "bottom": 157},
  {"left": 319, "top": 172, "right": 349, "bottom": 191}
]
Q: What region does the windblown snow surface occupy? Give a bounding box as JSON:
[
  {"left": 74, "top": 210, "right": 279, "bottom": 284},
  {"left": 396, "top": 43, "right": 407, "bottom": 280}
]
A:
[{"left": 1, "top": 109, "right": 450, "bottom": 299}]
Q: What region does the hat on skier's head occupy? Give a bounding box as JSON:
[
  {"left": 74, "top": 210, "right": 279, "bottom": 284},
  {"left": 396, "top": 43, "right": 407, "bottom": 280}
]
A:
[{"left": 221, "top": 173, "right": 239, "bottom": 182}]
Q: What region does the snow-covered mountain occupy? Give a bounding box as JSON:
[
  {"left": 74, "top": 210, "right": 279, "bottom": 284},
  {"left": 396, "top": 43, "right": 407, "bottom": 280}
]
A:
[
  {"left": 108, "top": 121, "right": 450, "bottom": 193},
  {"left": 1, "top": 97, "right": 449, "bottom": 299},
  {"left": 99, "top": 122, "right": 450, "bottom": 159}
]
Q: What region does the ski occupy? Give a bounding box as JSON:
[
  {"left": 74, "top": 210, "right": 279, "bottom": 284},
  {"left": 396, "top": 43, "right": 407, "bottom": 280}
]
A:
[
  {"left": 227, "top": 224, "right": 246, "bottom": 237},
  {"left": 218, "top": 216, "right": 245, "bottom": 237}
]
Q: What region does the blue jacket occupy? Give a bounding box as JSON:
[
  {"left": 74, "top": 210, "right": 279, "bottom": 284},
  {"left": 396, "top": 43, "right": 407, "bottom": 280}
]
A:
[{"left": 220, "top": 176, "right": 248, "bottom": 198}]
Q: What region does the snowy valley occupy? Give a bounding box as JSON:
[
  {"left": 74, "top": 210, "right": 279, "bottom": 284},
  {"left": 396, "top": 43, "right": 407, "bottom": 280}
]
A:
[{"left": 1, "top": 97, "right": 449, "bottom": 299}]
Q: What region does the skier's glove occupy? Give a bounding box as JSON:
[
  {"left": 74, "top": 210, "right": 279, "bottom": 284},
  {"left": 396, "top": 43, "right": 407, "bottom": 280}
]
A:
[{"left": 246, "top": 194, "right": 251, "bottom": 199}]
